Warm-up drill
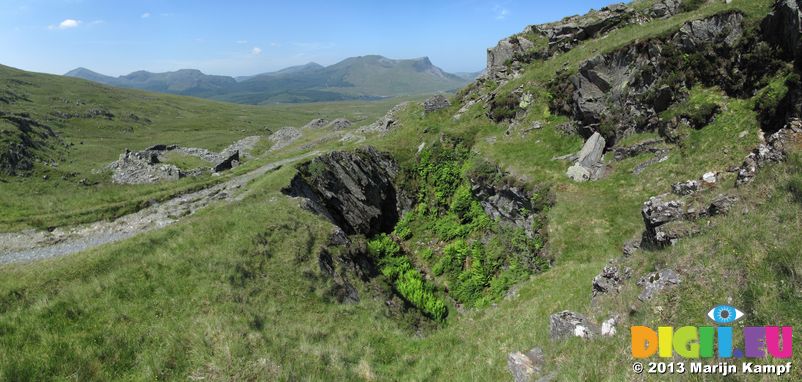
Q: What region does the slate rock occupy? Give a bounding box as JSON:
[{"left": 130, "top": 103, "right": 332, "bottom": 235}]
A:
[
  {"left": 637, "top": 269, "right": 681, "bottom": 301},
  {"left": 282, "top": 147, "right": 404, "bottom": 236},
  {"left": 507, "top": 347, "right": 545, "bottom": 382},
  {"left": 422, "top": 95, "right": 451, "bottom": 114},
  {"left": 550, "top": 311, "right": 598, "bottom": 341}
]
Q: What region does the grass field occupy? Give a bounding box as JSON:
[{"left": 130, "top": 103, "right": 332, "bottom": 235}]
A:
[
  {"left": 2, "top": 0, "right": 801, "bottom": 380},
  {"left": 0, "top": 64, "right": 414, "bottom": 230}
]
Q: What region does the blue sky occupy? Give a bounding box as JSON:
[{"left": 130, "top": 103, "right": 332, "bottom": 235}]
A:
[{"left": 1, "top": 0, "right": 618, "bottom": 77}]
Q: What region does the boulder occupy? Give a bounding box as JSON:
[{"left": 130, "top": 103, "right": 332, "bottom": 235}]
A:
[
  {"left": 641, "top": 195, "right": 684, "bottom": 228},
  {"left": 507, "top": 347, "right": 545, "bottom": 382},
  {"left": 708, "top": 194, "right": 738, "bottom": 216},
  {"left": 422, "top": 95, "right": 451, "bottom": 114},
  {"left": 549, "top": 311, "right": 598, "bottom": 341},
  {"left": 282, "top": 147, "right": 405, "bottom": 236},
  {"left": 592, "top": 264, "right": 632, "bottom": 299},
  {"left": 601, "top": 316, "right": 619, "bottom": 337},
  {"left": 567, "top": 132, "right": 606, "bottom": 181},
  {"left": 637, "top": 269, "right": 681, "bottom": 301},
  {"left": 671, "top": 180, "right": 700, "bottom": 196}
]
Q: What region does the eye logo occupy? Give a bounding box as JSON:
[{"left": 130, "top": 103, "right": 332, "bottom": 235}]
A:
[{"left": 707, "top": 305, "right": 744, "bottom": 324}]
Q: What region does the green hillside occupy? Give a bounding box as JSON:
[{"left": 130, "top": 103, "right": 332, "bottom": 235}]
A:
[{"left": 3, "top": 0, "right": 802, "bottom": 381}]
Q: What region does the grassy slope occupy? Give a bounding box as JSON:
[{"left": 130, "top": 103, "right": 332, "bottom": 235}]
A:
[
  {"left": 0, "top": 65, "right": 405, "bottom": 230},
  {"left": 2, "top": 0, "right": 801, "bottom": 380}
]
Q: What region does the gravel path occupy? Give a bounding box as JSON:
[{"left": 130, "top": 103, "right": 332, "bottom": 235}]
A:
[{"left": 0, "top": 152, "right": 319, "bottom": 265}]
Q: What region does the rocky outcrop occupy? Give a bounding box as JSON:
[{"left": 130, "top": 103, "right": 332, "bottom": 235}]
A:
[
  {"left": 592, "top": 264, "right": 632, "bottom": 300},
  {"left": 0, "top": 112, "right": 58, "bottom": 176},
  {"left": 649, "top": 0, "right": 683, "bottom": 18},
  {"left": 762, "top": 0, "right": 802, "bottom": 63},
  {"left": 737, "top": 119, "right": 802, "bottom": 185},
  {"left": 549, "top": 311, "right": 598, "bottom": 341},
  {"left": 566, "top": 132, "right": 605, "bottom": 181},
  {"left": 486, "top": 36, "right": 535, "bottom": 80},
  {"left": 269, "top": 127, "right": 302, "bottom": 151},
  {"left": 641, "top": 195, "right": 689, "bottom": 246},
  {"left": 109, "top": 149, "right": 182, "bottom": 184},
  {"left": 470, "top": 179, "right": 543, "bottom": 238},
  {"left": 534, "top": 4, "right": 634, "bottom": 56},
  {"left": 282, "top": 147, "right": 405, "bottom": 236},
  {"left": 317, "top": 233, "right": 377, "bottom": 303},
  {"left": 555, "top": 12, "right": 747, "bottom": 143},
  {"left": 637, "top": 269, "right": 681, "bottom": 301},
  {"left": 507, "top": 347, "right": 545, "bottom": 382},
  {"left": 422, "top": 94, "right": 451, "bottom": 114}
]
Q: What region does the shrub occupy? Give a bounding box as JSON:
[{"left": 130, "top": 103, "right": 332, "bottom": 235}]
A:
[{"left": 488, "top": 92, "right": 521, "bottom": 123}]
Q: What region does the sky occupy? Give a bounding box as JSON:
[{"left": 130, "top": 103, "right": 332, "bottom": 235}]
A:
[{"left": 0, "top": 0, "right": 619, "bottom": 77}]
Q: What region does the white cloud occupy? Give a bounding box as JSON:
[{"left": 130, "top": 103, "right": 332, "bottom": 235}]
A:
[
  {"left": 251, "top": 47, "right": 262, "bottom": 55},
  {"left": 493, "top": 6, "right": 509, "bottom": 20},
  {"left": 141, "top": 12, "right": 151, "bottom": 19},
  {"left": 49, "top": 19, "right": 81, "bottom": 30}
]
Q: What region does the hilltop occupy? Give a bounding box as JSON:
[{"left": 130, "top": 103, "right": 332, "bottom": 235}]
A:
[{"left": 65, "top": 55, "right": 469, "bottom": 104}]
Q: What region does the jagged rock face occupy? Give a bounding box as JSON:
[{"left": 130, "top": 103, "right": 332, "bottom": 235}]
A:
[
  {"left": 282, "top": 147, "right": 404, "bottom": 236},
  {"left": 422, "top": 94, "right": 451, "bottom": 114},
  {"left": 486, "top": 36, "right": 535, "bottom": 79},
  {"left": 762, "top": 0, "right": 802, "bottom": 63},
  {"left": 570, "top": 41, "right": 663, "bottom": 131},
  {"left": 673, "top": 12, "right": 744, "bottom": 51},
  {"left": 558, "top": 12, "right": 746, "bottom": 142}
]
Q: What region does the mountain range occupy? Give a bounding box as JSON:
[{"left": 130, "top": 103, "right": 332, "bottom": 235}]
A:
[{"left": 65, "top": 55, "right": 472, "bottom": 104}]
